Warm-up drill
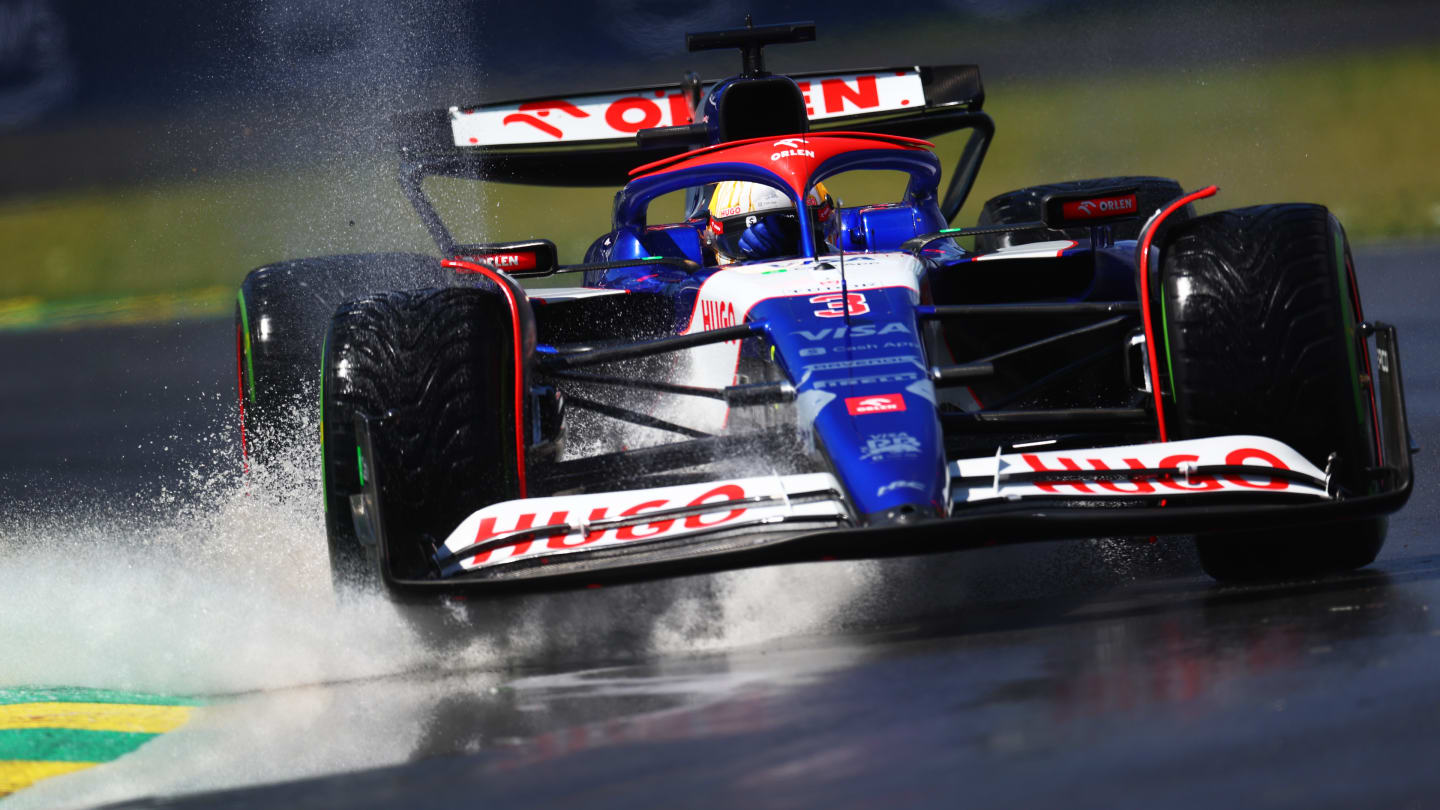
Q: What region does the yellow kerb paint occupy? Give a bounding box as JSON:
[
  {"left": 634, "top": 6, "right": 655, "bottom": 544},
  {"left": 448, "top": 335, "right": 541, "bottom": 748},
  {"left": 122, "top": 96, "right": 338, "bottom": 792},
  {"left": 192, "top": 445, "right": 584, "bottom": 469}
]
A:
[
  {"left": 0, "top": 702, "right": 193, "bottom": 734},
  {"left": 0, "top": 760, "right": 96, "bottom": 796}
]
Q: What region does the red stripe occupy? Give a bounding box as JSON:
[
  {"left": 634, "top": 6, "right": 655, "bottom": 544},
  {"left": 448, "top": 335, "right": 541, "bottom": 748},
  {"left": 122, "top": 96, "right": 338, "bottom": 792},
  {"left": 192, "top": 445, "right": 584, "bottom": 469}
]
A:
[
  {"left": 1137, "top": 185, "right": 1219, "bottom": 442},
  {"left": 440, "top": 258, "right": 528, "bottom": 497},
  {"left": 628, "top": 130, "right": 935, "bottom": 177}
]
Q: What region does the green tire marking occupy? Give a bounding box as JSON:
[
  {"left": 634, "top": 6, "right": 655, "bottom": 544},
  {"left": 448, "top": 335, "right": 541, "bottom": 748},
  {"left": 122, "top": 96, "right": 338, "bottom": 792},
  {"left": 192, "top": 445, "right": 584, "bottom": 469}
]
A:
[
  {"left": 236, "top": 288, "right": 257, "bottom": 403},
  {"left": 0, "top": 729, "right": 158, "bottom": 763},
  {"left": 356, "top": 443, "right": 365, "bottom": 487},
  {"left": 1160, "top": 283, "right": 1176, "bottom": 399}
]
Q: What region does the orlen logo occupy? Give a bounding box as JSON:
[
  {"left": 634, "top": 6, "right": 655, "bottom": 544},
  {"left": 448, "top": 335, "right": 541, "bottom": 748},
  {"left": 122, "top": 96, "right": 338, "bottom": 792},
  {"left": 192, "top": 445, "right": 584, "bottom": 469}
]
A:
[
  {"left": 454, "top": 252, "right": 536, "bottom": 271},
  {"left": 1063, "top": 194, "right": 1138, "bottom": 220},
  {"left": 492, "top": 94, "right": 693, "bottom": 141},
  {"left": 771, "top": 137, "right": 816, "bottom": 161},
  {"left": 846, "top": 393, "right": 906, "bottom": 415}
]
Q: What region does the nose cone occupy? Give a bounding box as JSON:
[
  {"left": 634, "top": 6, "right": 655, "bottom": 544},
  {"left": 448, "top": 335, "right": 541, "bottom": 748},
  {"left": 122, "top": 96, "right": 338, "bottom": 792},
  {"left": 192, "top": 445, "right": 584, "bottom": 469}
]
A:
[
  {"left": 756, "top": 283, "right": 948, "bottom": 523},
  {"left": 863, "top": 501, "right": 938, "bottom": 527},
  {"left": 809, "top": 385, "right": 948, "bottom": 522}
]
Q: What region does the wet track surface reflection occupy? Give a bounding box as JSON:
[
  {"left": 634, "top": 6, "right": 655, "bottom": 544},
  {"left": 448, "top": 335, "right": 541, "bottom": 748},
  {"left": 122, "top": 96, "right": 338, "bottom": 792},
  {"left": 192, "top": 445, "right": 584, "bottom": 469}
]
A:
[
  {"left": 54, "top": 555, "right": 1437, "bottom": 810},
  {"left": 2, "top": 244, "right": 1439, "bottom": 808}
]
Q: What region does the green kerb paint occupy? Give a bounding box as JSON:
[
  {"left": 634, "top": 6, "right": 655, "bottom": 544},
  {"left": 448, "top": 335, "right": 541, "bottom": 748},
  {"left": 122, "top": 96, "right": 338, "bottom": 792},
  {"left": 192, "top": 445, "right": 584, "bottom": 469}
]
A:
[
  {"left": 0, "top": 729, "right": 157, "bottom": 763},
  {"left": 0, "top": 688, "right": 203, "bottom": 707}
]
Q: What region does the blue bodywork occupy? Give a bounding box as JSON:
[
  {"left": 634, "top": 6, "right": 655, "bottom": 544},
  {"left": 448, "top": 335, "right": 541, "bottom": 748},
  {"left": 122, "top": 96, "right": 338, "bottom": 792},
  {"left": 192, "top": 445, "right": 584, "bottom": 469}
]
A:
[
  {"left": 550, "top": 138, "right": 1138, "bottom": 523},
  {"left": 756, "top": 284, "right": 946, "bottom": 519}
]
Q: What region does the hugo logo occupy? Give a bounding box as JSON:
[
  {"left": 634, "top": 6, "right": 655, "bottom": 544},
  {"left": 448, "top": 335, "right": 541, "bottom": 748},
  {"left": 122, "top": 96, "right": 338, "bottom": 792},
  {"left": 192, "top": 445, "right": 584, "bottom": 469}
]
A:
[
  {"left": 467, "top": 484, "right": 751, "bottom": 565},
  {"left": 1020, "top": 447, "right": 1292, "bottom": 494},
  {"left": 699, "top": 299, "right": 737, "bottom": 331}
]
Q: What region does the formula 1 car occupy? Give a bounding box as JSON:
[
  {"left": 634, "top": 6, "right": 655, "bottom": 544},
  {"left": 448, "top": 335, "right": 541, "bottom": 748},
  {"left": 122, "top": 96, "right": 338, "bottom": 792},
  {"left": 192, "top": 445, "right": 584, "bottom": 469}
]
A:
[{"left": 235, "top": 21, "right": 1412, "bottom": 603}]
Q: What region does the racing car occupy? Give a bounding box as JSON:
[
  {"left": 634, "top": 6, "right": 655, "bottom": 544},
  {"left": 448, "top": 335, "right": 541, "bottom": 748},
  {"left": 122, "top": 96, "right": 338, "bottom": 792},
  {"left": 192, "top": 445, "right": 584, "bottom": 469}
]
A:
[{"left": 235, "top": 21, "right": 1412, "bottom": 606}]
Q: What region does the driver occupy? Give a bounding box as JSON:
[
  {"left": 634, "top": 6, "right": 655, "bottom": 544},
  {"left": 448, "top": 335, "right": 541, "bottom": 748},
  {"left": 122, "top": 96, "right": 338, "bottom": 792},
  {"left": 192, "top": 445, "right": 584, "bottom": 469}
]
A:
[{"left": 705, "top": 180, "right": 834, "bottom": 265}]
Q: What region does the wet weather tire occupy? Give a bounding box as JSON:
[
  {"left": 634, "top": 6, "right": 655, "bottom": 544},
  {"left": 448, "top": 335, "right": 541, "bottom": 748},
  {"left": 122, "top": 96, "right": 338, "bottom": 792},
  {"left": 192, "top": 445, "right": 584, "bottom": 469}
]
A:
[
  {"left": 1159, "top": 203, "right": 1384, "bottom": 580},
  {"left": 236, "top": 253, "right": 450, "bottom": 471},
  {"left": 321, "top": 286, "right": 528, "bottom": 591},
  {"left": 974, "top": 176, "right": 1190, "bottom": 253}
]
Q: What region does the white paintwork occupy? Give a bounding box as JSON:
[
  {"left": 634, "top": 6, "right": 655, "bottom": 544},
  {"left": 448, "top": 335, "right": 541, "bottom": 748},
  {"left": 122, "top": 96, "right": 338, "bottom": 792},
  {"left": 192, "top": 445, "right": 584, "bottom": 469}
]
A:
[
  {"left": 972, "top": 240, "right": 1078, "bottom": 260},
  {"left": 949, "top": 435, "right": 1330, "bottom": 503},
  {"left": 795, "top": 70, "right": 925, "bottom": 122},
  {"left": 528, "top": 287, "right": 628, "bottom": 302},
  {"left": 450, "top": 70, "right": 926, "bottom": 147},
  {"left": 451, "top": 88, "right": 694, "bottom": 147},
  {"left": 440, "top": 473, "right": 845, "bottom": 574},
  {"left": 678, "top": 252, "right": 925, "bottom": 430}
]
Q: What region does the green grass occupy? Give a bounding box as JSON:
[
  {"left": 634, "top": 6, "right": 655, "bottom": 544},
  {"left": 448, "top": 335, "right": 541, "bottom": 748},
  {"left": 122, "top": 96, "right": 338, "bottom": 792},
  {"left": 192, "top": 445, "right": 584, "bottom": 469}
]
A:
[
  {"left": 971, "top": 45, "right": 1440, "bottom": 240},
  {"left": 2, "top": 45, "right": 1437, "bottom": 306},
  {"left": 0, "top": 166, "right": 432, "bottom": 301}
]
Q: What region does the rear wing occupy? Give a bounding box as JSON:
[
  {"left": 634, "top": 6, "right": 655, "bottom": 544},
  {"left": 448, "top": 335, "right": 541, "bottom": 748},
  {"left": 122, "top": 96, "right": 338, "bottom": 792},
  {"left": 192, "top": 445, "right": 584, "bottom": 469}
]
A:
[{"left": 397, "top": 65, "right": 992, "bottom": 253}]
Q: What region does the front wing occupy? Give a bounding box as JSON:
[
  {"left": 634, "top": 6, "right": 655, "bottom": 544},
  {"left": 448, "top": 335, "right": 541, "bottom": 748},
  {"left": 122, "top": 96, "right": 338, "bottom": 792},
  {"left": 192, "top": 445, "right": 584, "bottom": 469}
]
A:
[{"left": 352, "top": 325, "right": 1411, "bottom": 599}]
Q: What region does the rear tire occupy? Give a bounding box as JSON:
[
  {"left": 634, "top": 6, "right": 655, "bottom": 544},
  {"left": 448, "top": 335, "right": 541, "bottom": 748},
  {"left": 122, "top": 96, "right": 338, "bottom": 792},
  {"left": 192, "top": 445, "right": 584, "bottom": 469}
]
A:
[
  {"left": 236, "top": 253, "right": 451, "bottom": 477},
  {"left": 320, "top": 286, "right": 528, "bottom": 592},
  {"left": 1160, "top": 204, "right": 1384, "bottom": 580},
  {"left": 974, "top": 176, "right": 1190, "bottom": 253}
]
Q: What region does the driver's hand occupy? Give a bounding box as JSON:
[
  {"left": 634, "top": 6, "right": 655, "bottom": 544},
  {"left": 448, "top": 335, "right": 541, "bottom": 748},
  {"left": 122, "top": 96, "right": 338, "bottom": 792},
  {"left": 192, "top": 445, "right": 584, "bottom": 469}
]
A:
[{"left": 737, "top": 214, "right": 787, "bottom": 259}]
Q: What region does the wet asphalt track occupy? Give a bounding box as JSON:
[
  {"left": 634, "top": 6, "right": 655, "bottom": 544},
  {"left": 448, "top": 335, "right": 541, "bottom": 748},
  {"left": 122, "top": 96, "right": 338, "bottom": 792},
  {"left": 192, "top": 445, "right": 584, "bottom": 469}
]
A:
[{"left": 2, "top": 243, "right": 1439, "bottom": 809}]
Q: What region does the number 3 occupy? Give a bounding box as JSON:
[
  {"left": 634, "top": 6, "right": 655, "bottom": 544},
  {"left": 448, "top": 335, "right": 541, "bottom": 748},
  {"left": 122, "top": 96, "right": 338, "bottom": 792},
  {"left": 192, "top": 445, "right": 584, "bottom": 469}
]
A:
[{"left": 810, "top": 292, "right": 869, "bottom": 318}]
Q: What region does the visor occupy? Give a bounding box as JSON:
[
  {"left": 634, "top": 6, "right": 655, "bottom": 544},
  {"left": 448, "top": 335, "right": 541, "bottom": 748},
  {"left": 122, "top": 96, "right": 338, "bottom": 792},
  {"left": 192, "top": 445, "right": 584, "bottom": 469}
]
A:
[{"left": 708, "top": 208, "right": 800, "bottom": 262}]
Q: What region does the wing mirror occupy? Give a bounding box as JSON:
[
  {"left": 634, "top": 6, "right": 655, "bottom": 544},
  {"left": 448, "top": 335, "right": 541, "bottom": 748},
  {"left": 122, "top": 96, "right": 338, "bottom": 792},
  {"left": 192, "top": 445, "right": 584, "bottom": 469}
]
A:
[
  {"left": 452, "top": 240, "right": 558, "bottom": 278},
  {"left": 1040, "top": 186, "right": 1142, "bottom": 230}
]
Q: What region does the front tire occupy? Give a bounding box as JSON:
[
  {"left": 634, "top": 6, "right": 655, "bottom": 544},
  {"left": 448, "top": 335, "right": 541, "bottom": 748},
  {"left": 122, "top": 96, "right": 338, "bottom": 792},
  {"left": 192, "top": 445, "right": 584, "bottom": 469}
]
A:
[
  {"left": 320, "top": 286, "right": 529, "bottom": 591},
  {"left": 1160, "top": 204, "right": 1384, "bottom": 580}
]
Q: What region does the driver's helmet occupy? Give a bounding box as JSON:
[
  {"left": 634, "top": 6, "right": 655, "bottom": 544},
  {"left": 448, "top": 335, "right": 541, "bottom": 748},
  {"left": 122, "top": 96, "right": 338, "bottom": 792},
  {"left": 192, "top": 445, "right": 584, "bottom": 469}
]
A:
[{"left": 706, "top": 180, "right": 833, "bottom": 265}]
